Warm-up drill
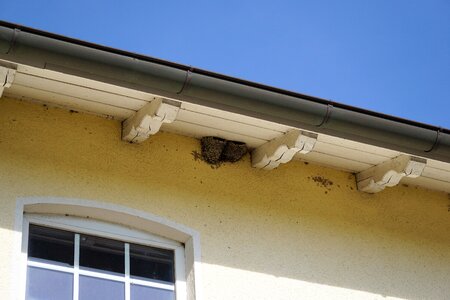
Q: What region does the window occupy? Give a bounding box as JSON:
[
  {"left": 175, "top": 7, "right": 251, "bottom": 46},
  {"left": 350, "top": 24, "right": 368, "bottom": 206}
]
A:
[{"left": 22, "top": 213, "right": 185, "bottom": 300}]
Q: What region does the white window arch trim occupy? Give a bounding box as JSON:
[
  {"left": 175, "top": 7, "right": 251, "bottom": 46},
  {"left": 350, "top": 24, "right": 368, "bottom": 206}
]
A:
[{"left": 13, "top": 197, "right": 202, "bottom": 300}]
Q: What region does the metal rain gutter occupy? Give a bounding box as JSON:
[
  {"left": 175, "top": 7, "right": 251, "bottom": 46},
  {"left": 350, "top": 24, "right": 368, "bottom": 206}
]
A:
[{"left": 0, "top": 21, "right": 449, "bottom": 162}]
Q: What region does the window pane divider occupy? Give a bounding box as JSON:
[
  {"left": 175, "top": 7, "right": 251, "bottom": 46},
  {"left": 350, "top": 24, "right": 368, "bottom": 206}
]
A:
[
  {"left": 130, "top": 278, "right": 175, "bottom": 291},
  {"left": 125, "top": 243, "right": 130, "bottom": 300},
  {"left": 78, "top": 269, "right": 126, "bottom": 282},
  {"left": 73, "top": 233, "right": 80, "bottom": 300},
  {"left": 27, "top": 260, "right": 74, "bottom": 274}
]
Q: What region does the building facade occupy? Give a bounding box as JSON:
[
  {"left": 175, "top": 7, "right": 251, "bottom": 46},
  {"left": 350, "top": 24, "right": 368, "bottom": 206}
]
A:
[{"left": 0, "top": 21, "right": 449, "bottom": 300}]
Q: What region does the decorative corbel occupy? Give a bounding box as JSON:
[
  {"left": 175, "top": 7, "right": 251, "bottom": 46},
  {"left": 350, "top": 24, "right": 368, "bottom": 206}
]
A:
[
  {"left": 252, "top": 130, "right": 317, "bottom": 170},
  {"left": 0, "top": 66, "right": 16, "bottom": 98},
  {"left": 356, "top": 155, "right": 427, "bottom": 193},
  {"left": 122, "top": 98, "right": 180, "bottom": 143}
]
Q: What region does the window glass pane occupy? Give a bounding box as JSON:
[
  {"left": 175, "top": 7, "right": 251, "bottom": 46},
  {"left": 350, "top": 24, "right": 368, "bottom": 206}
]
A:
[
  {"left": 130, "top": 243, "right": 175, "bottom": 283},
  {"left": 28, "top": 224, "right": 74, "bottom": 266},
  {"left": 131, "top": 284, "right": 174, "bottom": 300},
  {"left": 79, "top": 275, "right": 125, "bottom": 300},
  {"left": 26, "top": 266, "right": 73, "bottom": 300},
  {"left": 80, "top": 234, "right": 124, "bottom": 274}
]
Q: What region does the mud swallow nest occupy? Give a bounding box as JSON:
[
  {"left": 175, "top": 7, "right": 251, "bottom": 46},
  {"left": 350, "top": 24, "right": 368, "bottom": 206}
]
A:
[{"left": 200, "top": 136, "right": 248, "bottom": 164}]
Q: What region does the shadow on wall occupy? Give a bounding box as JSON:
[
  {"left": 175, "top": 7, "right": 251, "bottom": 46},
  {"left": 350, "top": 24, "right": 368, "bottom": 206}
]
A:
[{"left": 198, "top": 209, "right": 450, "bottom": 299}]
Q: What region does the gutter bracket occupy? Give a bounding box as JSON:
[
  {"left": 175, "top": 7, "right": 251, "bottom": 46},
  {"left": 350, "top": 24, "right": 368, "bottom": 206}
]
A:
[
  {"left": 356, "top": 155, "right": 427, "bottom": 193},
  {"left": 0, "top": 66, "right": 16, "bottom": 98},
  {"left": 122, "top": 98, "right": 180, "bottom": 143},
  {"left": 252, "top": 130, "right": 318, "bottom": 170}
]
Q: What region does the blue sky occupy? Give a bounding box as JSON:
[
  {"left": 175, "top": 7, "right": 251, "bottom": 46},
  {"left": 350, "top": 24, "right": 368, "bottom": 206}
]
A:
[{"left": 2, "top": 1, "right": 449, "bottom": 127}]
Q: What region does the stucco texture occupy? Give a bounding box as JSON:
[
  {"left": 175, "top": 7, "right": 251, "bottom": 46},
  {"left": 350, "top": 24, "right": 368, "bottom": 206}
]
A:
[{"left": 0, "top": 97, "right": 449, "bottom": 300}]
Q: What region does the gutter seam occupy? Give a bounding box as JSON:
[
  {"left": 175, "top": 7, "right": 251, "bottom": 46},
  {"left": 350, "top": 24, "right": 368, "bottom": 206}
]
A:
[
  {"left": 5, "top": 28, "right": 19, "bottom": 54},
  {"left": 177, "top": 67, "right": 193, "bottom": 95},
  {"left": 316, "top": 104, "right": 333, "bottom": 127},
  {"left": 425, "top": 128, "right": 441, "bottom": 153}
]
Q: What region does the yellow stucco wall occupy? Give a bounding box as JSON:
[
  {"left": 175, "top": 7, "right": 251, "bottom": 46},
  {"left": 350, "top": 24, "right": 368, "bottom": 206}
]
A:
[{"left": 0, "top": 97, "right": 449, "bottom": 300}]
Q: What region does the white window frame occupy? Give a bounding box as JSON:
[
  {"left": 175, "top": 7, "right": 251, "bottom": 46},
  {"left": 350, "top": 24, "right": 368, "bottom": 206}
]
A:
[
  {"left": 13, "top": 197, "right": 202, "bottom": 300},
  {"left": 23, "top": 213, "right": 185, "bottom": 300}
]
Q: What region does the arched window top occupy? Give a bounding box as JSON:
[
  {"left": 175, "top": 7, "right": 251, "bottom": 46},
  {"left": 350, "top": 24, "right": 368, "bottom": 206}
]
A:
[
  {"left": 14, "top": 197, "right": 201, "bottom": 300},
  {"left": 17, "top": 197, "right": 199, "bottom": 243}
]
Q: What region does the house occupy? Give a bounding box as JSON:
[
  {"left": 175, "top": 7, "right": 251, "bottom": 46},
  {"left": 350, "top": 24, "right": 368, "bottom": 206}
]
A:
[{"left": 0, "top": 20, "right": 449, "bottom": 300}]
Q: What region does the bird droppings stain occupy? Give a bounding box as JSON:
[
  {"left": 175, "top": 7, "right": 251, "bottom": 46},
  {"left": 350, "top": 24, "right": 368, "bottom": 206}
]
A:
[
  {"left": 191, "top": 151, "right": 222, "bottom": 170},
  {"left": 311, "top": 176, "right": 333, "bottom": 188},
  {"left": 192, "top": 149, "right": 222, "bottom": 168},
  {"left": 191, "top": 150, "right": 203, "bottom": 161}
]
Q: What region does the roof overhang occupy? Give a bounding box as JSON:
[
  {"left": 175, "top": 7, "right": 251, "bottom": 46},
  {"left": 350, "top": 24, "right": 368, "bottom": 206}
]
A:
[{"left": 0, "top": 21, "right": 449, "bottom": 194}]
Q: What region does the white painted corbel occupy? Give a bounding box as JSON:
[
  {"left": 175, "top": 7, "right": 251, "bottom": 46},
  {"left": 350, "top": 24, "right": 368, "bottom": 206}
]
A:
[
  {"left": 252, "top": 130, "right": 317, "bottom": 170},
  {"left": 356, "top": 155, "right": 427, "bottom": 193},
  {"left": 0, "top": 66, "right": 16, "bottom": 98},
  {"left": 122, "top": 98, "right": 180, "bottom": 143}
]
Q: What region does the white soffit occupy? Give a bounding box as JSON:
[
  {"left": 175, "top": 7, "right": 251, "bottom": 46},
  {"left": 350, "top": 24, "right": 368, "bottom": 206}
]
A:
[{"left": 2, "top": 62, "right": 450, "bottom": 193}]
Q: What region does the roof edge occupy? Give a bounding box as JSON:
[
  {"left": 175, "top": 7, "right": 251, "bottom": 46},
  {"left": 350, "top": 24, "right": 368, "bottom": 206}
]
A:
[{"left": 0, "top": 20, "right": 449, "bottom": 162}]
